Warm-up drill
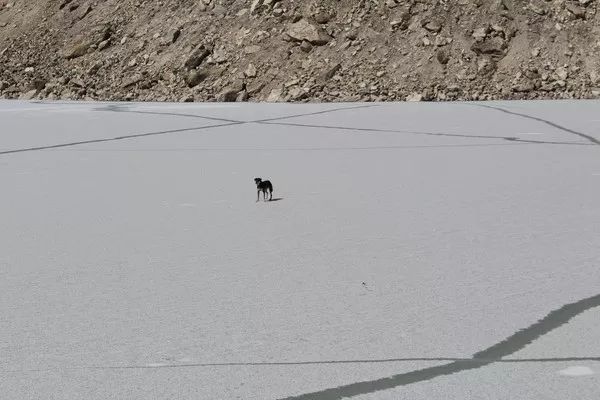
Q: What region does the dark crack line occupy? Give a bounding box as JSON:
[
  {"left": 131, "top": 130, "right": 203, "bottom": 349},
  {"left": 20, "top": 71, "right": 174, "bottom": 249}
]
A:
[
  {"left": 97, "top": 104, "right": 379, "bottom": 124},
  {"left": 279, "top": 293, "right": 600, "bottom": 400},
  {"left": 5, "top": 357, "right": 600, "bottom": 374},
  {"left": 0, "top": 104, "right": 381, "bottom": 156},
  {"left": 260, "top": 121, "right": 506, "bottom": 139},
  {"left": 469, "top": 103, "right": 600, "bottom": 146},
  {"left": 259, "top": 121, "right": 591, "bottom": 146},
  {"left": 505, "top": 138, "right": 592, "bottom": 146},
  {"left": 253, "top": 104, "right": 379, "bottom": 123},
  {"left": 1, "top": 102, "right": 591, "bottom": 156},
  {"left": 0, "top": 122, "right": 243, "bottom": 155},
  {"left": 93, "top": 105, "right": 241, "bottom": 124},
  {"left": 1, "top": 104, "right": 372, "bottom": 156},
  {"left": 41, "top": 142, "right": 538, "bottom": 152}
]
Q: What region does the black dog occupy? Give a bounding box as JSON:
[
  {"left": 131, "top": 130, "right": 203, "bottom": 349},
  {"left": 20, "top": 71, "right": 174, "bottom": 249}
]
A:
[{"left": 254, "top": 178, "right": 273, "bottom": 202}]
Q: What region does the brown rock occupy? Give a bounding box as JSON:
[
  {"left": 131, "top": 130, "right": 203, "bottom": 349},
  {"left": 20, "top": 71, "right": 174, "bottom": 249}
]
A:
[
  {"left": 512, "top": 81, "right": 534, "bottom": 92},
  {"left": 172, "top": 28, "right": 181, "bottom": 44},
  {"left": 218, "top": 88, "right": 240, "bottom": 102},
  {"left": 471, "top": 37, "right": 507, "bottom": 57},
  {"left": 185, "top": 69, "right": 208, "bottom": 87},
  {"left": 436, "top": 50, "right": 450, "bottom": 65},
  {"left": 236, "top": 91, "right": 249, "bottom": 102},
  {"left": 321, "top": 63, "right": 341, "bottom": 80},
  {"left": 423, "top": 21, "right": 442, "bottom": 33},
  {"left": 122, "top": 74, "right": 144, "bottom": 88},
  {"left": 314, "top": 12, "right": 330, "bottom": 24},
  {"left": 566, "top": 4, "right": 585, "bottom": 19},
  {"left": 300, "top": 40, "right": 313, "bottom": 53},
  {"left": 19, "top": 89, "right": 38, "bottom": 100},
  {"left": 184, "top": 45, "right": 211, "bottom": 69},
  {"left": 63, "top": 41, "right": 92, "bottom": 59},
  {"left": 286, "top": 19, "right": 330, "bottom": 46}
]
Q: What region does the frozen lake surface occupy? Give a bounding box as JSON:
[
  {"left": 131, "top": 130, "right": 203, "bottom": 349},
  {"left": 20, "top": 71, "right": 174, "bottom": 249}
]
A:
[{"left": 1, "top": 100, "right": 599, "bottom": 399}]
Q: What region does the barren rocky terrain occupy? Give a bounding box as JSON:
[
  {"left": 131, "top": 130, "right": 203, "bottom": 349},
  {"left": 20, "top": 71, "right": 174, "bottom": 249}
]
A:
[{"left": 1, "top": 0, "right": 600, "bottom": 102}]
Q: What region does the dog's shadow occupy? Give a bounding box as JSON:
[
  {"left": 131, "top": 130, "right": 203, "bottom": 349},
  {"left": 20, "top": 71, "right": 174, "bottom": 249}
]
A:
[{"left": 269, "top": 198, "right": 284, "bottom": 202}]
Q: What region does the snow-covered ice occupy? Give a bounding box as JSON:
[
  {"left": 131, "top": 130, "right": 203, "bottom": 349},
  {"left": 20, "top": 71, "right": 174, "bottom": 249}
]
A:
[{"left": 1, "top": 100, "right": 600, "bottom": 399}]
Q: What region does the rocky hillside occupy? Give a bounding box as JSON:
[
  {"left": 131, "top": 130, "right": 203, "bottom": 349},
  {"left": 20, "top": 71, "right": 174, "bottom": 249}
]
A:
[{"left": 1, "top": 0, "right": 600, "bottom": 102}]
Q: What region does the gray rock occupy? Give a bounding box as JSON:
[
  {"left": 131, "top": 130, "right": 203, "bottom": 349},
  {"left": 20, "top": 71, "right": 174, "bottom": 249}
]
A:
[
  {"left": 97, "top": 39, "right": 110, "bottom": 51},
  {"left": 59, "top": 0, "right": 73, "bottom": 10},
  {"left": 345, "top": 30, "right": 358, "bottom": 41},
  {"left": 218, "top": 88, "right": 241, "bottom": 102},
  {"left": 300, "top": 40, "right": 313, "bottom": 53},
  {"left": 555, "top": 67, "right": 569, "bottom": 81},
  {"left": 250, "top": 0, "right": 262, "bottom": 14},
  {"left": 472, "top": 27, "right": 489, "bottom": 40},
  {"left": 286, "top": 19, "right": 330, "bottom": 46},
  {"left": 244, "top": 45, "right": 262, "bottom": 54},
  {"left": 63, "top": 41, "right": 92, "bottom": 59},
  {"left": 406, "top": 92, "right": 423, "bottom": 102},
  {"left": 185, "top": 69, "right": 208, "bottom": 87},
  {"left": 31, "top": 79, "right": 47, "bottom": 91},
  {"left": 321, "top": 63, "right": 341, "bottom": 81},
  {"left": 436, "top": 50, "right": 450, "bottom": 65},
  {"left": 423, "top": 21, "right": 442, "bottom": 33},
  {"left": 390, "top": 11, "right": 411, "bottom": 30},
  {"left": 288, "top": 86, "right": 308, "bottom": 100},
  {"left": 19, "top": 89, "right": 38, "bottom": 100},
  {"left": 171, "top": 28, "right": 181, "bottom": 44},
  {"left": 266, "top": 87, "right": 284, "bottom": 102},
  {"left": 566, "top": 3, "right": 585, "bottom": 18},
  {"left": 314, "top": 12, "right": 330, "bottom": 24},
  {"left": 79, "top": 4, "right": 93, "bottom": 20},
  {"left": 236, "top": 90, "right": 249, "bottom": 102},
  {"left": 122, "top": 74, "right": 144, "bottom": 88},
  {"left": 62, "top": 24, "right": 111, "bottom": 59},
  {"left": 184, "top": 45, "right": 211, "bottom": 69},
  {"left": 512, "top": 81, "right": 534, "bottom": 92},
  {"left": 244, "top": 64, "right": 257, "bottom": 78},
  {"left": 210, "top": 47, "right": 228, "bottom": 64},
  {"left": 247, "top": 82, "right": 265, "bottom": 95},
  {"left": 70, "top": 78, "right": 85, "bottom": 88},
  {"left": 528, "top": 3, "right": 546, "bottom": 15},
  {"left": 87, "top": 61, "right": 102, "bottom": 75},
  {"left": 471, "top": 37, "right": 507, "bottom": 57}
]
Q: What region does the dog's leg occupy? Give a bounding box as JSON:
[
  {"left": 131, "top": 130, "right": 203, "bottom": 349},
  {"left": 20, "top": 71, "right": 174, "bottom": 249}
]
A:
[{"left": 257, "top": 189, "right": 260, "bottom": 202}]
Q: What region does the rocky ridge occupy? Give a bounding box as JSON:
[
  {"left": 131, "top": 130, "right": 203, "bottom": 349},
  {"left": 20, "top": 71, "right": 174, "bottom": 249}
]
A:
[{"left": 1, "top": 0, "right": 600, "bottom": 102}]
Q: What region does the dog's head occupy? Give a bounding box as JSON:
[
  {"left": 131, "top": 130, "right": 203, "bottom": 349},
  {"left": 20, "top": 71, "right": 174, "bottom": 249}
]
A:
[{"left": 254, "top": 178, "right": 262, "bottom": 185}]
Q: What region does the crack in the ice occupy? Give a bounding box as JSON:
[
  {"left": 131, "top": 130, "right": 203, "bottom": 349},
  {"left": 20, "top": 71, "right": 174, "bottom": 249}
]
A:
[
  {"left": 259, "top": 121, "right": 591, "bottom": 146},
  {"left": 279, "top": 293, "right": 600, "bottom": 400},
  {"left": 0, "top": 104, "right": 378, "bottom": 155},
  {"left": 6, "top": 356, "right": 600, "bottom": 375},
  {"left": 0, "top": 122, "right": 243, "bottom": 155},
  {"left": 43, "top": 142, "right": 542, "bottom": 152},
  {"left": 252, "top": 104, "right": 379, "bottom": 123},
  {"left": 94, "top": 105, "right": 241, "bottom": 124},
  {"left": 468, "top": 103, "right": 600, "bottom": 146},
  {"left": 94, "top": 103, "right": 379, "bottom": 124},
  {"left": 3, "top": 103, "right": 593, "bottom": 155}
]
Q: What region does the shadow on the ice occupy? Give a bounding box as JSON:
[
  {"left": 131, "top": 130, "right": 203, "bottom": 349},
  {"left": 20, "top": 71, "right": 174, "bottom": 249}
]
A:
[{"left": 269, "top": 198, "right": 284, "bottom": 202}]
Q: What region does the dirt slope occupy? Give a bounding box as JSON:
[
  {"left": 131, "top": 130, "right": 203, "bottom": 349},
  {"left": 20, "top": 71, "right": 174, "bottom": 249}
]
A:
[{"left": 1, "top": 0, "right": 600, "bottom": 102}]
